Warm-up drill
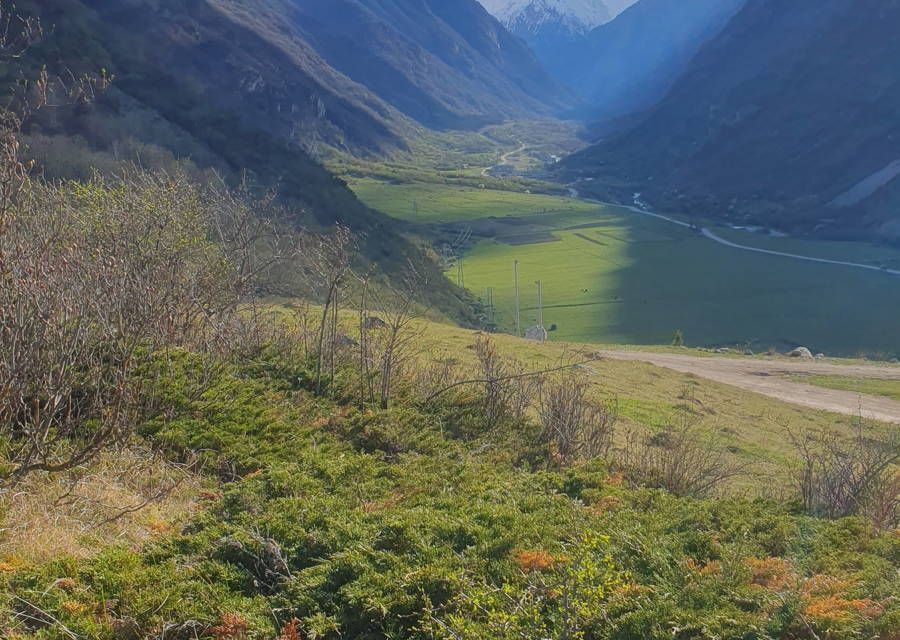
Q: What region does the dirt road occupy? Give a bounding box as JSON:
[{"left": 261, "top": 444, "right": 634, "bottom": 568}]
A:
[
  {"left": 481, "top": 142, "right": 528, "bottom": 177},
  {"left": 601, "top": 351, "right": 900, "bottom": 423}
]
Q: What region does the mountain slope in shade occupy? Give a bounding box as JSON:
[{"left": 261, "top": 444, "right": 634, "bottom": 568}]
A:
[
  {"left": 564, "top": 0, "right": 747, "bottom": 121},
  {"left": 219, "top": 0, "right": 573, "bottom": 132},
  {"left": 566, "top": 0, "right": 900, "bottom": 241},
  {"left": 36, "top": 0, "right": 571, "bottom": 158}
]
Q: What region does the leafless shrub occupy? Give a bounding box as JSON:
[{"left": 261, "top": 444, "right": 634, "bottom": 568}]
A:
[
  {"left": 0, "top": 171, "right": 279, "bottom": 481},
  {"left": 411, "top": 355, "right": 467, "bottom": 402},
  {"left": 473, "top": 334, "right": 513, "bottom": 427},
  {"left": 424, "top": 336, "right": 600, "bottom": 435},
  {"left": 790, "top": 421, "right": 899, "bottom": 527},
  {"left": 505, "top": 360, "right": 543, "bottom": 424},
  {"left": 301, "top": 224, "right": 354, "bottom": 395},
  {"left": 617, "top": 409, "right": 748, "bottom": 497},
  {"left": 538, "top": 372, "right": 617, "bottom": 465},
  {"left": 466, "top": 334, "right": 543, "bottom": 427},
  {"left": 363, "top": 263, "right": 427, "bottom": 410}
]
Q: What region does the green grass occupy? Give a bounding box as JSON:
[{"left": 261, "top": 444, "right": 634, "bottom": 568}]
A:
[
  {"left": 349, "top": 179, "right": 900, "bottom": 356},
  {"left": 348, "top": 179, "right": 596, "bottom": 223},
  {"left": 458, "top": 210, "right": 900, "bottom": 356},
  {"left": 714, "top": 226, "right": 900, "bottom": 269},
  {"left": 3, "top": 339, "right": 897, "bottom": 640},
  {"left": 790, "top": 375, "right": 900, "bottom": 401}
]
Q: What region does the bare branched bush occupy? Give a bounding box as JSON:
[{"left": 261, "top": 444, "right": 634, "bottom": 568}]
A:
[
  {"left": 411, "top": 355, "right": 467, "bottom": 403},
  {"left": 365, "top": 263, "right": 427, "bottom": 410},
  {"left": 539, "top": 373, "right": 617, "bottom": 465},
  {"left": 473, "top": 334, "right": 513, "bottom": 428},
  {"left": 617, "top": 409, "right": 747, "bottom": 497},
  {"left": 467, "top": 334, "right": 542, "bottom": 427},
  {"left": 790, "top": 421, "right": 899, "bottom": 527},
  {"left": 0, "top": 171, "right": 278, "bottom": 481},
  {"left": 301, "top": 224, "right": 354, "bottom": 395}
]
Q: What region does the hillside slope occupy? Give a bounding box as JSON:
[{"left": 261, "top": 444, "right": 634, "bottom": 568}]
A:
[
  {"left": 2, "top": 314, "right": 897, "bottom": 639},
  {"left": 15, "top": 0, "right": 475, "bottom": 318},
  {"left": 566, "top": 0, "right": 900, "bottom": 240},
  {"left": 270, "top": 0, "right": 573, "bottom": 131}
]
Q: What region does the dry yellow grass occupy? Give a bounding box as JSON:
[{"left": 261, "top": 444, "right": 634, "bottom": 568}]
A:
[
  {"left": 266, "top": 300, "right": 893, "bottom": 492},
  {"left": 0, "top": 447, "right": 202, "bottom": 564}
]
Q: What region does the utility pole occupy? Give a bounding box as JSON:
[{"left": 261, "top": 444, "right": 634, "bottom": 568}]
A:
[
  {"left": 535, "top": 280, "right": 543, "bottom": 328},
  {"left": 513, "top": 260, "right": 521, "bottom": 337}
]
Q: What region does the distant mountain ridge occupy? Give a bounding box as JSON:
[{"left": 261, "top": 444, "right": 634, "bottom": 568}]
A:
[
  {"left": 478, "top": 0, "right": 736, "bottom": 124},
  {"left": 35, "top": 0, "right": 570, "bottom": 158},
  {"left": 479, "top": 0, "right": 616, "bottom": 34},
  {"left": 476, "top": 0, "right": 632, "bottom": 90},
  {"left": 565, "top": 0, "right": 900, "bottom": 241},
  {"left": 258, "top": 0, "right": 573, "bottom": 134},
  {"left": 563, "top": 0, "right": 747, "bottom": 121}
]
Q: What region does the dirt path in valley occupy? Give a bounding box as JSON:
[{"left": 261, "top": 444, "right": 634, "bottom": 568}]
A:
[
  {"left": 481, "top": 142, "right": 528, "bottom": 177},
  {"left": 600, "top": 350, "right": 900, "bottom": 423}
]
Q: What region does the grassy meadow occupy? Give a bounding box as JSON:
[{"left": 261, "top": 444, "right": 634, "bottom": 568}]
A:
[
  {"left": 409, "top": 316, "right": 895, "bottom": 486},
  {"left": 349, "top": 181, "right": 900, "bottom": 357},
  {"left": 790, "top": 375, "right": 900, "bottom": 401},
  {"left": 347, "top": 178, "right": 596, "bottom": 223}
]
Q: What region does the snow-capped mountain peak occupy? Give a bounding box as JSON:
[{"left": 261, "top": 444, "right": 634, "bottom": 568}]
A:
[{"left": 478, "top": 0, "right": 624, "bottom": 35}]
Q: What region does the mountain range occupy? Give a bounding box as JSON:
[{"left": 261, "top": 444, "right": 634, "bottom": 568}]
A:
[
  {"left": 14, "top": 0, "right": 900, "bottom": 250},
  {"left": 566, "top": 0, "right": 900, "bottom": 240},
  {"left": 478, "top": 0, "right": 618, "bottom": 34},
  {"left": 26, "top": 0, "right": 569, "bottom": 159},
  {"left": 478, "top": 0, "right": 741, "bottom": 124}
]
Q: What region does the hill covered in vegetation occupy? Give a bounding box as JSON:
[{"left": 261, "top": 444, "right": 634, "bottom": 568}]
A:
[
  {"left": 3, "top": 310, "right": 898, "bottom": 639},
  {"left": 0, "top": 163, "right": 896, "bottom": 639}
]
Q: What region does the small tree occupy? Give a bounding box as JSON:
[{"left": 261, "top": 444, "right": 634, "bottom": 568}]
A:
[{"left": 369, "top": 263, "right": 426, "bottom": 410}]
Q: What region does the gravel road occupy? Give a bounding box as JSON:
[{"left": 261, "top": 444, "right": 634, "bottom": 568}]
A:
[{"left": 601, "top": 351, "right": 900, "bottom": 423}]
